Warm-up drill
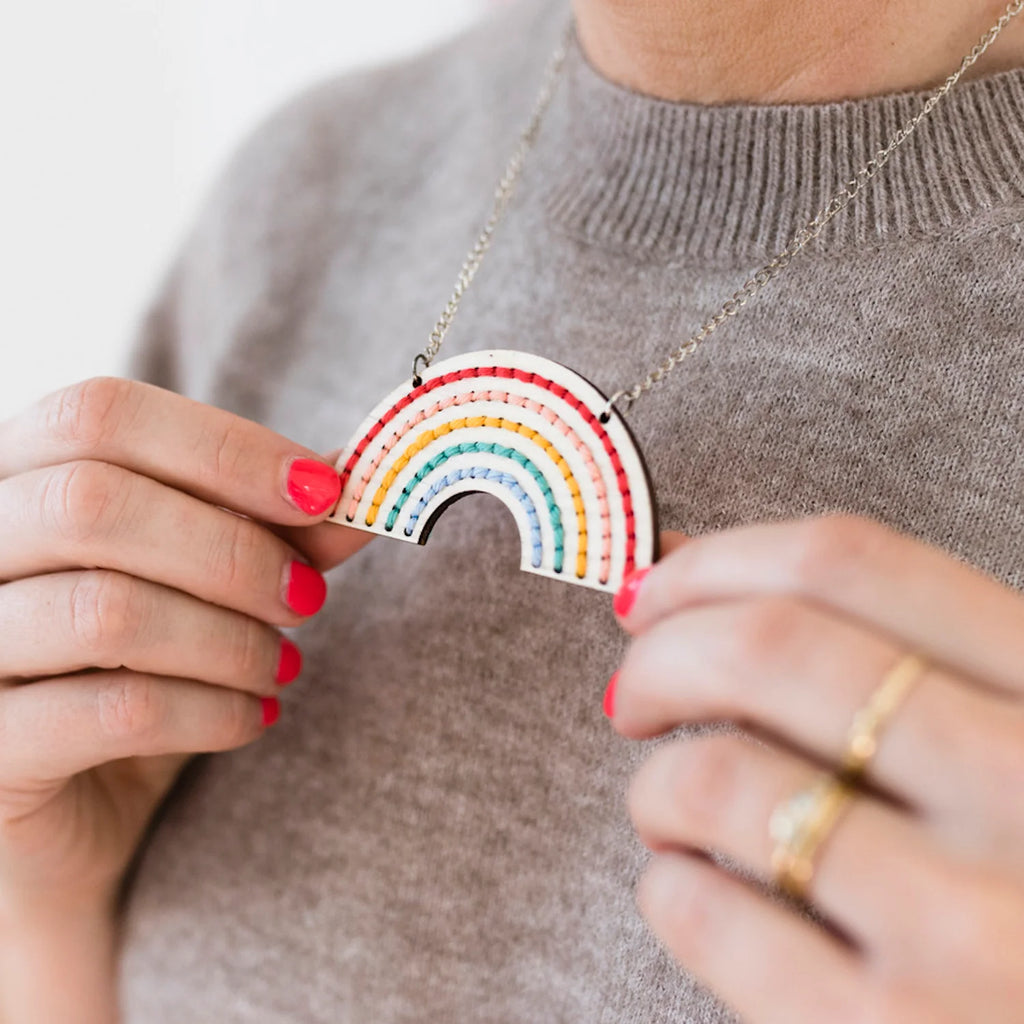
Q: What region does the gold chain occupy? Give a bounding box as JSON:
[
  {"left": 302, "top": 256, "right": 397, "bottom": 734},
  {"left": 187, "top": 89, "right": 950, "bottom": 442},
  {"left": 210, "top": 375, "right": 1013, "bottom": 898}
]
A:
[{"left": 415, "top": 3, "right": 1023, "bottom": 416}]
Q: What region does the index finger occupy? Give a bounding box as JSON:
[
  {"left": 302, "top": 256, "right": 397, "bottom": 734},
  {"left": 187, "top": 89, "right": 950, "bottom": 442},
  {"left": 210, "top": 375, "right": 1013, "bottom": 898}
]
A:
[
  {"left": 0, "top": 377, "right": 340, "bottom": 525},
  {"left": 615, "top": 514, "right": 1024, "bottom": 698}
]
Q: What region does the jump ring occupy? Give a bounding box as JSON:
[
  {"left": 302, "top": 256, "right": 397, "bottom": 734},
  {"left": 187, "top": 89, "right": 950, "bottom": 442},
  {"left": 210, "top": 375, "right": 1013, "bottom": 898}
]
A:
[
  {"left": 599, "top": 390, "right": 631, "bottom": 424},
  {"left": 411, "top": 353, "right": 431, "bottom": 387}
]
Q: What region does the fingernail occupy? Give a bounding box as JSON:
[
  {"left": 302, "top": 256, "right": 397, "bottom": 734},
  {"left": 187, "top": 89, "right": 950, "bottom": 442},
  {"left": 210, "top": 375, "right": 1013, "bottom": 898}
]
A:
[
  {"left": 613, "top": 566, "right": 651, "bottom": 618},
  {"left": 603, "top": 672, "right": 618, "bottom": 718},
  {"left": 275, "top": 638, "right": 302, "bottom": 686},
  {"left": 285, "top": 562, "right": 327, "bottom": 616},
  {"left": 286, "top": 458, "right": 341, "bottom": 517},
  {"left": 261, "top": 696, "right": 280, "bottom": 727}
]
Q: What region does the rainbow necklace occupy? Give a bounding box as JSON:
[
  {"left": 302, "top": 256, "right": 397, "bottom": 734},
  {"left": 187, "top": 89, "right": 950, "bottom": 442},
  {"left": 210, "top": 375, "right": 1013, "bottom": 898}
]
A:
[{"left": 327, "top": 7, "right": 1022, "bottom": 594}]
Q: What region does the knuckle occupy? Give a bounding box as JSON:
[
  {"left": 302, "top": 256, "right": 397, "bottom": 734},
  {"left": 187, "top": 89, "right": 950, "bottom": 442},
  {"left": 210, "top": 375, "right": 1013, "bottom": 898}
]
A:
[
  {"left": 96, "top": 675, "right": 165, "bottom": 746},
  {"left": 789, "top": 513, "right": 887, "bottom": 594},
  {"left": 728, "top": 597, "right": 802, "bottom": 668},
  {"left": 195, "top": 419, "right": 248, "bottom": 491},
  {"left": 41, "top": 460, "right": 128, "bottom": 546},
  {"left": 205, "top": 515, "right": 272, "bottom": 593},
  {"left": 45, "top": 377, "right": 136, "bottom": 452},
  {"left": 67, "top": 571, "right": 144, "bottom": 662},
  {"left": 214, "top": 692, "right": 261, "bottom": 749},
  {"left": 232, "top": 619, "right": 275, "bottom": 682}
]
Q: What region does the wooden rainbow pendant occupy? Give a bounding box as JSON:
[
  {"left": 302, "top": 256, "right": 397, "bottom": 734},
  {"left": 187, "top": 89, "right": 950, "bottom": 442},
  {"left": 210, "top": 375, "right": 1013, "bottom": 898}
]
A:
[{"left": 329, "top": 350, "right": 658, "bottom": 593}]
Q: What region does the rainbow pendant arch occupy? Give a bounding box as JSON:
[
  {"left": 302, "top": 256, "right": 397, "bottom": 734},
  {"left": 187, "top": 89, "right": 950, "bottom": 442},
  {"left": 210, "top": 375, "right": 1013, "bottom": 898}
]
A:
[{"left": 329, "top": 350, "right": 658, "bottom": 593}]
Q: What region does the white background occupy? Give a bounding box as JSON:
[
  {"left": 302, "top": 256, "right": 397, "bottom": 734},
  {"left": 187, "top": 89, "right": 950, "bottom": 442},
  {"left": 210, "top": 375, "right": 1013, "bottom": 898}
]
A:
[{"left": 0, "top": 1, "right": 488, "bottom": 421}]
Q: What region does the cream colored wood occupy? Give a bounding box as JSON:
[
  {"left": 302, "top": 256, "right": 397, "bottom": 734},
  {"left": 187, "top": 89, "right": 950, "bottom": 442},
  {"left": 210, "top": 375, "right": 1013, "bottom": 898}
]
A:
[{"left": 328, "top": 350, "right": 658, "bottom": 593}]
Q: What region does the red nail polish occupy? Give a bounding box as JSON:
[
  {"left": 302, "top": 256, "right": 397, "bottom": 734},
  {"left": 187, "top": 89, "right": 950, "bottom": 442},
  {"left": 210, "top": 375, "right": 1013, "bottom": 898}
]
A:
[
  {"left": 286, "top": 458, "right": 341, "bottom": 517},
  {"left": 261, "top": 696, "right": 280, "bottom": 727},
  {"left": 276, "top": 638, "right": 302, "bottom": 685},
  {"left": 603, "top": 672, "right": 618, "bottom": 719},
  {"left": 613, "top": 566, "right": 650, "bottom": 618},
  {"left": 286, "top": 562, "right": 327, "bottom": 616}
]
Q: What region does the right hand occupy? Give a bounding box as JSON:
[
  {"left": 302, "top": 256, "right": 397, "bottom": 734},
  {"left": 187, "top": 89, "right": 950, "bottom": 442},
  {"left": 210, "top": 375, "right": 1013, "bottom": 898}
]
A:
[{"left": 0, "top": 377, "right": 367, "bottom": 920}]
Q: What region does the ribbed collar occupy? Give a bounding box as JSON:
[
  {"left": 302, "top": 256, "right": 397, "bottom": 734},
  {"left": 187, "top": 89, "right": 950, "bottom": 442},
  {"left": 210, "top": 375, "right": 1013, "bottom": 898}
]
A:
[{"left": 538, "top": 30, "right": 1024, "bottom": 263}]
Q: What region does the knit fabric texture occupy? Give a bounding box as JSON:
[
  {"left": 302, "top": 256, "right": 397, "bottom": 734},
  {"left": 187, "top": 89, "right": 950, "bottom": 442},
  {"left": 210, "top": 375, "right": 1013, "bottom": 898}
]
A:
[{"left": 120, "top": 1, "right": 1024, "bottom": 1020}]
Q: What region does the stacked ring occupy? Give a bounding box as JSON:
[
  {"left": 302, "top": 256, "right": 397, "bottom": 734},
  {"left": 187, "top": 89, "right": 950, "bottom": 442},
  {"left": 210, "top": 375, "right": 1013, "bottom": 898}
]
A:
[
  {"left": 841, "top": 652, "right": 928, "bottom": 781},
  {"left": 769, "top": 774, "right": 855, "bottom": 900},
  {"left": 768, "top": 651, "right": 927, "bottom": 900}
]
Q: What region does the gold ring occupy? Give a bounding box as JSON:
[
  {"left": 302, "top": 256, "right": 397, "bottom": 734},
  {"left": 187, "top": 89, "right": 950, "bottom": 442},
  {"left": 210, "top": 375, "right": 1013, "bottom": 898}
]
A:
[
  {"left": 769, "top": 773, "right": 855, "bottom": 901},
  {"left": 841, "top": 652, "right": 928, "bottom": 781}
]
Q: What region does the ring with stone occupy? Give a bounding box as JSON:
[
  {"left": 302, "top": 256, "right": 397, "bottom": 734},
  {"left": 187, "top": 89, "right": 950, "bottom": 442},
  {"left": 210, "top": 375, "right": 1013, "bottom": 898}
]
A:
[{"left": 769, "top": 773, "right": 855, "bottom": 901}]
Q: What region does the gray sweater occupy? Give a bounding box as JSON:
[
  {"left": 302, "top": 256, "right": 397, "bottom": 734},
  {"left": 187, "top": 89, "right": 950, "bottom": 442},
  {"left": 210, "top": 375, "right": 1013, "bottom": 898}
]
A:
[{"left": 121, "top": 1, "right": 1024, "bottom": 1020}]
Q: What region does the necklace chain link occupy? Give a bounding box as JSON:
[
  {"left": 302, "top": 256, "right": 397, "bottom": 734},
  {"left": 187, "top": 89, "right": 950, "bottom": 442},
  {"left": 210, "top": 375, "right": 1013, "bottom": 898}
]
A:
[
  {"left": 415, "top": 3, "right": 1023, "bottom": 413},
  {"left": 412, "top": 31, "right": 570, "bottom": 383}
]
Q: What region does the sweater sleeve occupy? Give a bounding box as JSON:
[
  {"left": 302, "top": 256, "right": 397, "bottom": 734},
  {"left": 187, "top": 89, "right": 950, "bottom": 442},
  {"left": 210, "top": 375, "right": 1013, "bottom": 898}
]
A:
[
  {"left": 125, "top": 261, "right": 186, "bottom": 393},
  {"left": 119, "top": 63, "right": 380, "bottom": 412},
  {"left": 119, "top": 16, "right": 529, "bottom": 422}
]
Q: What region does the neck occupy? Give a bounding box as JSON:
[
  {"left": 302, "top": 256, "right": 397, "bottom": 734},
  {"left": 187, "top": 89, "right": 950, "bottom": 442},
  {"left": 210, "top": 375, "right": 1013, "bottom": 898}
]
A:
[{"left": 572, "top": 1, "right": 1024, "bottom": 103}]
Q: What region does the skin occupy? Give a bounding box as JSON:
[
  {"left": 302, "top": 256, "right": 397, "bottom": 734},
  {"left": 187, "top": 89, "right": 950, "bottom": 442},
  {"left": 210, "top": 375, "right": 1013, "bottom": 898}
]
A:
[
  {"left": 1, "top": 4, "right": 1021, "bottom": 1022},
  {"left": 573, "top": 0, "right": 1024, "bottom": 103},
  {"left": 614, "top": 519, "right": 1024, "bottom": 1021},
  {"left": 0, "top": 379, "right": 368, "bottom": 1021},
  {"left": 575, "top": 3, "right": 1024, "bottom": 1019}
]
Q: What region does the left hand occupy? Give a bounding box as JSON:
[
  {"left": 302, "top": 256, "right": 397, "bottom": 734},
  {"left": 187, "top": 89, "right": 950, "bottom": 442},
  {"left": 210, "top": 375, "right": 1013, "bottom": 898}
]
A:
[{"left": 608, "top": 514, "right": 1024, "bottom": 1024}]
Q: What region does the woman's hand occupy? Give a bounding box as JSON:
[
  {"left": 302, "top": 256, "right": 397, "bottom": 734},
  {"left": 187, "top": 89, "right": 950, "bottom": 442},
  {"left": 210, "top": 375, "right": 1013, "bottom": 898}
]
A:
[
  {"left": 0, "top": 377, "right": 366, "bottom": 1021},
  {"left": 609, "top": 515, "right": 1024, "bottom": 1024}
]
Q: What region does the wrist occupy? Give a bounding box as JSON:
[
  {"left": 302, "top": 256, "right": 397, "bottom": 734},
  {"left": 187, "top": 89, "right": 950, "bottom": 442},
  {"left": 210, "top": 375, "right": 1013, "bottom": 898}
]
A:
[
  {"left": 0, "top": 883, "right": 116, "bottom": 928},
  {"left": 0, "top": 889, "right": 119, "bottom": 1024}
]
